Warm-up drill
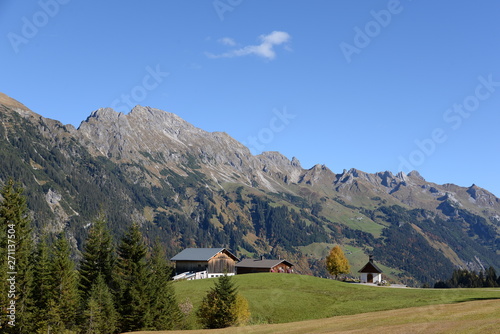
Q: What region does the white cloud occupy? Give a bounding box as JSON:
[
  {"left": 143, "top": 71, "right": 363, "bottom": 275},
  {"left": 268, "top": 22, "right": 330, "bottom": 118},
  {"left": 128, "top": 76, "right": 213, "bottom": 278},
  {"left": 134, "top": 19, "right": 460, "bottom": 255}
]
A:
[
  {"left": 218, "top": 37, "right": 237, "bottom": 46},
  {"left": 206, "top": 31, "right": 291, "bottom": 60}
]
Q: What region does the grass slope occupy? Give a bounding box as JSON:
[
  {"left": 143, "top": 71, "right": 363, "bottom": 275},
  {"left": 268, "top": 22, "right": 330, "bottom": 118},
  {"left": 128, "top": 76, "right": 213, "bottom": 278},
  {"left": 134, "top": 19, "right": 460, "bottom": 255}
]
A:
[
  {"left": 131, "top": 299, "right": 500, "bottom": 334},
  {"left": 171, "top": 273, "right": 500, "bottom": 328}
]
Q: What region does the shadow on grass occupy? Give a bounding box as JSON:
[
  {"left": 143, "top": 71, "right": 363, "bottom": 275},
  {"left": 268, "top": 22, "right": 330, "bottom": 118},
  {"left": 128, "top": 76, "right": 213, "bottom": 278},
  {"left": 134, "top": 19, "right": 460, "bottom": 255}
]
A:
[{"left": 453, "top": 296, "right": 500, "bottom": 303}]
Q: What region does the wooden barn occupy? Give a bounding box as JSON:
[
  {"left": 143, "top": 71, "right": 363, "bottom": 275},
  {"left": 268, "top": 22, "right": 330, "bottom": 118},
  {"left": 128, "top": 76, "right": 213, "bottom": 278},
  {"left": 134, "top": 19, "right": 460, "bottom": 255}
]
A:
[
  {"left": 358, "top": 255, "right": 383, "bottom": 283},
  {"left": 236, "top": 258, "right": 294, "bottom": 274},
  {"left": 170, "top": 248, "right": 239, "bottom": 279}
]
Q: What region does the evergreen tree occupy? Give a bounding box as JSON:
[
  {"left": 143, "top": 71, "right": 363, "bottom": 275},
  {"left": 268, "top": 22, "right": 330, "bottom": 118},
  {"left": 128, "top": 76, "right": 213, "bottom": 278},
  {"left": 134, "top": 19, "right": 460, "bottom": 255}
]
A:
[
  {"left": 196, "top": 274, "right": 238, "bottom": 329},
  {"left": 82, "top": 274, "right": 119, "bottom": 334},
  {"left": 146, "top": 242, "right": 181, "bottom": 330},
  {"left": 79, "top": 213, "right": 116, "bottom": 296},
  {"left": 115, "top": 223, "right": 149, "bottom": 332},
  {"left": 46, "top": 234, "right": 80, "bottom": 333},
  {"left": 30, "top": 235, "right": 53, "bottom": 332},
  {"left": 485, "top": 266, "right": 498, "bottom": 287},
  {"left": 435, "top": 267, "right": 499, "bottom": 288},
  {"left": 325, "top": 245, "right": 351, "bottom": 279},
  {"left": 0, "top": 179, "right": 34, "bottom": 333}
]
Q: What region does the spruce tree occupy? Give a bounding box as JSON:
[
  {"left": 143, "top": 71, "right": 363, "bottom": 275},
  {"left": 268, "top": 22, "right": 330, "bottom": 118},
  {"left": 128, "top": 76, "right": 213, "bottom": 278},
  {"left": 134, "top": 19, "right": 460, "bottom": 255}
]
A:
[
  {"left": 116, "top": 223, "right": 149, "bottom": 332},
  {"left": 30, "top": 235, "right": 53, "bottom": 332},
  {"left": 196, "top": 274, "right": 238, "bottom": 329},
  {"left": 46, "top": 233, "right": 80, "bottom": 333},
  {"left": 79, "top": 213, "right": 116, "bottom": 296},
  {"left": 0, "top": 179, "right": 34, "bottom": 333},
  {"left": 82, "top": 274, "right": 119, "bottom": 334},
  {"left": 146, "top": 242, "right": 181, "bottom": 330}
]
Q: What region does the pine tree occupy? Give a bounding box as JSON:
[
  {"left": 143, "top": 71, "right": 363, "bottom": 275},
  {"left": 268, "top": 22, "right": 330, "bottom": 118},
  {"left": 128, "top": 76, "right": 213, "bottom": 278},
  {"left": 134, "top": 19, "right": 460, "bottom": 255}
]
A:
[
  {"left": 0, "top": 179, "right": 34, "bottom": 333},
  {"left": 325, "top": 245, "right": 351, "bottom": 279},
  {"left": 146, "top": 242, "right": 181, "bottom": 330},
  {"left": 82, "top": 274, "right": 119, "bottom": 334},
  {"left": 196, "top": 274, "right": 238, "bottom": 329},
  {"left": 115, "top": 223, "right": 149, "bottom": 332},
  {"left": 79, "top": 213, "right": 116, "bottom": 296},
  {"left": 46, "top": 233, "right": 80, "bottom": 333}
]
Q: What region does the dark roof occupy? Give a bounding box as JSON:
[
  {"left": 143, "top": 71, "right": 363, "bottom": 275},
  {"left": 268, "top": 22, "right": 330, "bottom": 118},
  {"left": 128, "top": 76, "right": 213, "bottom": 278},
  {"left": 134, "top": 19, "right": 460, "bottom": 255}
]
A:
[
  {"left": 235, "top": 259, "right": 293, "bottom": 269},
  {"left": 170, "top": 248, "right": 239, "bottom": 262},
  {"left": 358, "top": 260, "right": 383, "bottom": 273}
]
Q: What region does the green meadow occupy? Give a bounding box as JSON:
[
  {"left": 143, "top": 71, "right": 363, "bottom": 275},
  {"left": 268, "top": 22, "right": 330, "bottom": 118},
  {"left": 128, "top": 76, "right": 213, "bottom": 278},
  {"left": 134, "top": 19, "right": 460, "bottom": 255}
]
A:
[
  {"left": 171, "top": 273, "right": 500, "bottom": 329},
  {"left": 132, "top": 299, "right": 500, "bottom": 334}
]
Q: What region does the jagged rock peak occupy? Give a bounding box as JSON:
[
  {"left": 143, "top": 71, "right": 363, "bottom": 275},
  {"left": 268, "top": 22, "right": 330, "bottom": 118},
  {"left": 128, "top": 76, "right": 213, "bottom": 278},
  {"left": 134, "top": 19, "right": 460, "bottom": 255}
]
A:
[
  {"left": 467, "top": 185, "right": 479, "bottom": 200},
  {"left": 377, "top": 170, "right": 394, "bottom": 178},
  {"left": 257, "top": 152, "right": 303, "bottom": 170},
  {"left": 256, "top": 152, "right": 303, "bottom": 184},
  {"left": 335, "top": 168, "right": 356, "bottom": 184},
  {"left": 339, "top": 168, "right": 364, "bottom": 178},
  {"left": 396, "top": 171, "right": 409, "bottom": 183},
  {"left": 259, "top": 151, "right": 291, "bottom": 161},
  {"left": 86, "top": 108, "right": 123, "bottom": 121},
  {"left": 466, "top": 184, "right": 487, "bottom": 200},
  {"left": 128, "top": 106, "right": 193, "bottom": 127},
  {"left": 306, "top": 164, "right": 334, "bottom": 175},
  {"left": 407, "top": 170, "right": 425, "bottom": 181},
  {"left": 83, "top": 105, "right": 194, "bottom": 130},
  {"left": 310, "top": 163, "right": 326, "bottom": 170},
  {"left": 350, "top": 168, "right": 379, "bottom": 182},
  {"left": 348, "top": 168, "right": 360, "bottom": 177},
  {"left": 291, "top": 156, "right": 301, "bottom": 168}
]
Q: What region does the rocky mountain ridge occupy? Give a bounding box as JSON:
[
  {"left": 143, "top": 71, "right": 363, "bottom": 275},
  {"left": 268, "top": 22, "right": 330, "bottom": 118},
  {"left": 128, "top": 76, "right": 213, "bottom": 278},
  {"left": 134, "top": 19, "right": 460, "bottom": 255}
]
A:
[
  {"left": 1, "top": 92, "right": 499, "bottom": 285},
  {"left": 73, "top": 105, "right": 500, "bottom": 218}
]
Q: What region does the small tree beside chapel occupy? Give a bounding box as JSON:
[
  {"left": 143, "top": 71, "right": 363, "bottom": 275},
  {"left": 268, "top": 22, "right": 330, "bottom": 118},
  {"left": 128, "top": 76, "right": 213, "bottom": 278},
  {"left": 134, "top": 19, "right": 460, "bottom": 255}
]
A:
[{"left": 325, "top": 245, "right": 350, "bottom": 279}]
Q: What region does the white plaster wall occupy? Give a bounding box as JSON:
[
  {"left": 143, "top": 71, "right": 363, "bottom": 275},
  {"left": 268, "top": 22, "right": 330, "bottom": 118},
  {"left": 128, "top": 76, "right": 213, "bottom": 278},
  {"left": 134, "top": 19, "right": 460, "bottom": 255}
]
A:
[{"left": 360, "top": 273, "right": 382, "bottom": 283}]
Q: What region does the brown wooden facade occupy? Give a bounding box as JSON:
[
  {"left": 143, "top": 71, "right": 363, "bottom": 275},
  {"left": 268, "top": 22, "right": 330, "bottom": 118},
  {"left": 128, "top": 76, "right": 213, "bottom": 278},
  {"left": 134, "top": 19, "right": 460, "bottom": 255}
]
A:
[
  {"left": 207, "top": 251, "right": 236, "bottom": 273},
  {"left": 171, "top": 248, "right": 239, "bottom": 275},
  {"left": 175, "top": 261, "right": 209, "bottom": 274},
  {"left": 236, "top": 259, "right": 294, "bottom": 274}
]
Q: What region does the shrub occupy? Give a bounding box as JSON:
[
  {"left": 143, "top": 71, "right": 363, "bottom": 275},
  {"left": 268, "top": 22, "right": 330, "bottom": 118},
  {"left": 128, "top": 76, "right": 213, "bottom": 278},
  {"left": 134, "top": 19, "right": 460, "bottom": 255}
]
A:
[{"left": 233, "top": 294, "right": 251, "bottom": 326}]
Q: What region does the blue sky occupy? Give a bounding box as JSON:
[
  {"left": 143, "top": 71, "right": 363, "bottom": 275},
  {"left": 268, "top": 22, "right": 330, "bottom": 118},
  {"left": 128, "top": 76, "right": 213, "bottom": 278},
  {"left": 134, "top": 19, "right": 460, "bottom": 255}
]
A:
[{"left": 2, "top": 1, "right": 500, "bottom": 196}]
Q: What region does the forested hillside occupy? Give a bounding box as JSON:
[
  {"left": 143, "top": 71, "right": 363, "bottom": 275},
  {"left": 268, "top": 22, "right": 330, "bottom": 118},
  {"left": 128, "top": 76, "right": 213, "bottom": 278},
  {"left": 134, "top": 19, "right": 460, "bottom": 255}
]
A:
[{"left": 0, "top": 93, "right": 499, "bottom": 286}]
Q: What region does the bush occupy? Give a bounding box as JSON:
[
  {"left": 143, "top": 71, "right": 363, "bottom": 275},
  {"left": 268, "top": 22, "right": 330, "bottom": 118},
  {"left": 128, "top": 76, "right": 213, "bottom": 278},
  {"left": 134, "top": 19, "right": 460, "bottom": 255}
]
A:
[{"left": 233, "top": 294, "right": 251, "bottom": 326}]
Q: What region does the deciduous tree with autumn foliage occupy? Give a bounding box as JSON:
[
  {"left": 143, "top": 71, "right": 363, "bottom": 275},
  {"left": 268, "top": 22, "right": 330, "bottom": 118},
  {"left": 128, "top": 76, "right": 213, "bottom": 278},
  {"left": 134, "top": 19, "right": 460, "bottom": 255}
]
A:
[{"left": 325, "top": 245, "right": 350, "bottom": 279}]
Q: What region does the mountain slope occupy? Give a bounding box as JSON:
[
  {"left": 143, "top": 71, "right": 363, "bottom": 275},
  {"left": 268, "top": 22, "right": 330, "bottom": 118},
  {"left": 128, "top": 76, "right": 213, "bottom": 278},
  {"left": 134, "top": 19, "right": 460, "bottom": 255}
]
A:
[{"left": 0, "top": 93, "right": 498, "bottom": 285}]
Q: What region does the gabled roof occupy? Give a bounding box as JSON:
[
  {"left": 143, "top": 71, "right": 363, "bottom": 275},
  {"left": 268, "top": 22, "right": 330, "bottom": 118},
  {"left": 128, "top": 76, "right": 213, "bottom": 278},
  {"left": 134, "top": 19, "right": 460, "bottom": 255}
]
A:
[
  {"left": 170, "top": 248, "right": 239, "bottom": 262},
  {"left": 358, "top": 260, "right": 383, "bottom": 273},
  {"left": 235, "top": 258, "right": 293, "bottom": 269}
]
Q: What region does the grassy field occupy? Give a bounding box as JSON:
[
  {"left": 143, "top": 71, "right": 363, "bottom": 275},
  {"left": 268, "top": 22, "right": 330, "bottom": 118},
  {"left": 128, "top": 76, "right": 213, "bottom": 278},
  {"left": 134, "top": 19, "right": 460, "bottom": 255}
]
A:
[
  {"left": 170, "top": 273, "right": 500, "bottom": 329},
  {"left": 130, "top": 299, "right": 500, "bottom": 334}
]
